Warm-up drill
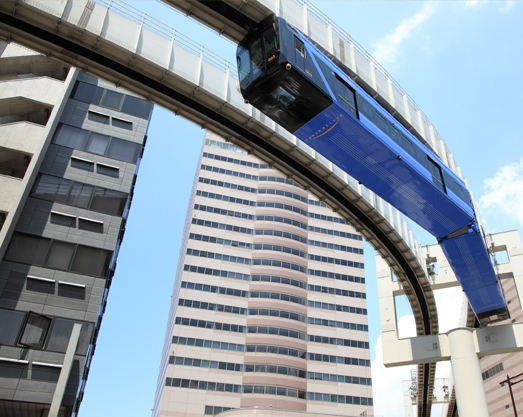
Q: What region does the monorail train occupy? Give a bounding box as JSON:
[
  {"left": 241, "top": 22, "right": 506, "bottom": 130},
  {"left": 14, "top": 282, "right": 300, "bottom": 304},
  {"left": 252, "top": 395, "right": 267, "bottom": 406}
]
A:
[{"left": 236, "top": 14, "right": 508, "bottom": 325}]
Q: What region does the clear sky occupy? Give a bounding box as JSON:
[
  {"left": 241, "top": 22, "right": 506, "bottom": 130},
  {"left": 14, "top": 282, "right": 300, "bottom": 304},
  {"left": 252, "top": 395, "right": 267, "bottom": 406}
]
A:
[{"left": 78, "top": 1, "right": 523, "bottom": 417}]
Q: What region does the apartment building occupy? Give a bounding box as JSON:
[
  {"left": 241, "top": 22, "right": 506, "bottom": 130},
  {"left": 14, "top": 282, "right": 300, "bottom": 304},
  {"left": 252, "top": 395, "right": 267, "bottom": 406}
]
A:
[{"left": 0, "top": 42, "right": 152, "bottom": 417}]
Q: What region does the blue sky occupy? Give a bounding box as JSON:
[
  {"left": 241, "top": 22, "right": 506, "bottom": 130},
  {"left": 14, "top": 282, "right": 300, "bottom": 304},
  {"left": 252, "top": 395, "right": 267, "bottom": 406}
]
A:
[{"left": 79, "top": 1, "right": 523, "bottom": 416}]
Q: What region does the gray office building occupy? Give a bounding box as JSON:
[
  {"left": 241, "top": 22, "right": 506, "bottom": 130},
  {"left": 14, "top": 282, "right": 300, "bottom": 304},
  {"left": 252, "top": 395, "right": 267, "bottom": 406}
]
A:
[{"left": 0, "top": 42, "right": 152, "bottom": 417}]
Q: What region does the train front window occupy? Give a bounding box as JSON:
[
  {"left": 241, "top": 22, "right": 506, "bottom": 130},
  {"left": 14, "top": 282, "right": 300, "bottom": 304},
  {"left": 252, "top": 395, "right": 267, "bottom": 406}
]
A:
[
  {"left": 263, "top": 27, "right": 278, "bottom": 62},
  {"left": 237, "top": 37, "right": 263, "bottom": 83}
]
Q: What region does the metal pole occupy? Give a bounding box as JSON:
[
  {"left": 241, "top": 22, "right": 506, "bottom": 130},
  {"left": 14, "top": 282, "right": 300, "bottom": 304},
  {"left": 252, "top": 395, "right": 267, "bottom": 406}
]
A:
[
  {"left": 508, "top": 376, "right": 518, "bottom": 417},
  {"left": 500, "top": 373, "right": 523, "bottom": 417},
  {"left": 448, "top": 328, "right": 490, "bottom": 417}
]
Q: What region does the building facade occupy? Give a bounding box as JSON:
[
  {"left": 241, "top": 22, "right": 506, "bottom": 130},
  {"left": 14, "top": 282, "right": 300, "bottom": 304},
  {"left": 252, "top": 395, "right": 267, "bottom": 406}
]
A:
[
  {"left": 0, "top": 42, "right": 152, "bottom": 416},
  {"left": 153, "top": 132, "right": 373, "bottom": 417}
]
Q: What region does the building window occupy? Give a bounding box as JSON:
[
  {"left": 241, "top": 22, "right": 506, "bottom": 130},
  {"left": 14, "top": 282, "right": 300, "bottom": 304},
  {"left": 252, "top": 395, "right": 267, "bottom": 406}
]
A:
[
  {"left": 53, "top": 124, "right": 142, "bottom": 164},
  {"left": 5, "top": 232, "right": 113, "bottom": 278},
  {"left": 71, "top": 81, "right": 153, "bottom": 120},
  {"left": 32, "top": 174, "right": 128, "bottom": 217},
  {"left": 18, "top": 312, "right": 52, "bottom": 349}
]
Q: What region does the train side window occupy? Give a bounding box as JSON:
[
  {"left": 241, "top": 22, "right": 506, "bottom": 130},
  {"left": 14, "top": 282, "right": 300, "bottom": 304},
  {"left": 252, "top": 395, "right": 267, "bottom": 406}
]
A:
[
  {"left": 374, "top": 112, "right": 389, "bottom": 135},
  {"left": 295, "top": 38, "right": 306, "bottom": 58},
  {"left": 334, "top": 75, "right": 357, "bottom": 118},
  {"left": 427, "top": 157, "right": 446, "bottom": 193}
]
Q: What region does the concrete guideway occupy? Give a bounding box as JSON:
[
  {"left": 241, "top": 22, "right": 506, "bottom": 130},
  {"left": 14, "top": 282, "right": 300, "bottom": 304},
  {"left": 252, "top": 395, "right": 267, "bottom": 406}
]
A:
[{"left": 0, "top": 0, "right": 475, "bottom": 415}]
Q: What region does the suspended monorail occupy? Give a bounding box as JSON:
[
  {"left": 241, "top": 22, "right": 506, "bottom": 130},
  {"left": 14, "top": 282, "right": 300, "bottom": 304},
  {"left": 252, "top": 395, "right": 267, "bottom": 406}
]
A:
[{"left": 236, "top": 14, "right": 508, "bottom": 325}]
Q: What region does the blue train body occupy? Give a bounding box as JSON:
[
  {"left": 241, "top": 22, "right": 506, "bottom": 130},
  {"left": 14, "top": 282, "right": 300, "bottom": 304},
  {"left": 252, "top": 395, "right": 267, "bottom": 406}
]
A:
[{"left": 237, "top": 14, "right": 508, "bottom": 324}]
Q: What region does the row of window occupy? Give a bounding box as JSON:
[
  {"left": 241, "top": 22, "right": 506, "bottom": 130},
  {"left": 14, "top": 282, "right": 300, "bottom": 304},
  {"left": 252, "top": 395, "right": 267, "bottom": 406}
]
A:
[
  {"left": 191, "top": 218, "right": 253, "bottom": 235},
  {"left": 204, "top": 139, "right": 250, "bottom": 155},
  {"left": 308, "top": 226, "right": 362, "bottom": 241},
  {"left": 252, "top": 274, "right": 307, "bottom": 289},
  {"left": 306, "top": 392, "right": 372, "bottom": 405},
  {"left": 170, "top": 356, "right": 305, "bottom": 378},
  {"left": 181, "top": 275, "right": 307, "bottom": 298},
  {"left": 308, "top": 334, "right": 369, "bottom": 349},
  {"left": 178, "top": 299, "right": 247, "bottom": 316},
  {"left": 26, "top": 276, "right": 87, "bottom": 300},
  {"left": 309, "top": 297, "right": 367, "bottom": 315},
  {"left": 256, "top": 201, "right": 307, "bottom": 216},
  {"left": 309, "top": 317, "right": 368, "bottom": 333},
  {"left": 258, "top": 188, "right": 308, "bottom": 203},
  {"left": 71, "top": 81, "right": 152, "bottom": 119},
  {"left": 0, "top": 362, "right": 61, "bottom": 384},
  {"left": 180, "top": 293, "right": 365, "bottom": 331},
  {"left": 307, "top": 282, "right": 365, "bottom": 298},
  {"left": 308, "top": 254, "right": 364, "bottom": 269},
  {"left": 181, "top": 281, "right": 247, "bottom": 296},
  {"left": 32, "top": 174, "right": 128, "bottom": 217},
  {"left": 183, "top": 264, "right": 250, "bottom": 281},
  {"left": 174, "top": 357, "right": 373, "bottom": 386},
  {"left": 202, "top": 151, "right": 268, "bottom": 169},
  {"left": 0, "top": 309, "right": 92, "bottom": 355},
  {"left": 309, "top": 372, "right": 371, "bottom": 386},
  {"left": 181, "top": 275, "right": 367, "bottom": 310},
  {"left": 172, "top": 336, "right": 368, "bottom": 365},
  {"left": 250, "top": 308, "right": 306, "bottom": 323},
  {"left": 189, "top": 233, "right": 252, "bottom": 249},
  {"left": 309, "top": 272, "right": 366, "bottom": 286},
  {"left": 308, "top": 212, "right": 346, "bottom": 224},
  {"left": 250, "top": 291, "right": 306, "bottom": 305},
  {"left": 196, "top": 190, "right": 255, "bottom": 207},
  {"left": 307, "top": 353, "right": 370, "bottom": 367},
  {"left": 175, "top": 317, "right": 307, "bottom": 340},
  {"left": 204, "top": 406, "right": 235, "bottom": 416},
  {"left": 5, "top": 233, "right": 112, "bottom": 278},
  {"left": 181, "top": 282, "right": 367, "bottom": 319},
  {"left": 196, "top": 189, "right": 309, "bottom": 217},
  {"left": 252, "top": 258, "right": 307, "bottom": 274},
  {"left": 165, "top": 378, "right": 373, "bottom": 404},
  {"left": 309, "top": 200, "right": 329, "bottom": 208},
  {"left": 200, "top": 164, "right": 258, "bottom": 180},
  {"left": 199, "top": 177, "right": 257, "bottom": 194},
  {"left": 165, "top": 377, "right": 305, "bottom": 399},
  {"left": 194, "top": 204, "right": 253, "bottom": 220},
  {"left": 245, "top": 344, "right": 306, "bottom": 358},
  {"left": 255, "top": 229, "right": 307, "bottom": 243},
  {"left": 172, "top": 336, "right": 246, "bottom": 353},
  {"left": 308, "top": 239, "right": 363, "bottom": 254},
  {"left": 186, "top": 248, "right": 251, "bottom": 265},
  {"left": 482, "top": 362, "right": 504, "bottom": 381},
  {"left": 259, "top": 176, "right": 301, "bottom": 188},
  {"left": 53, "top": 124, "right": 142, "bottom": 164},
  {"left": 254, "top": 243, "right": 307, "bottom": 258},
  {"left": 254, "top": 215, "right": 307, "bottom": 230}
]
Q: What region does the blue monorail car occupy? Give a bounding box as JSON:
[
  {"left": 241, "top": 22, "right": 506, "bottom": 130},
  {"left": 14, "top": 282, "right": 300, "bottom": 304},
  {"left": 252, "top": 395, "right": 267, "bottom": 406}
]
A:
[{"left": 236, "top": 14, "right": 508, "bottom": 325}]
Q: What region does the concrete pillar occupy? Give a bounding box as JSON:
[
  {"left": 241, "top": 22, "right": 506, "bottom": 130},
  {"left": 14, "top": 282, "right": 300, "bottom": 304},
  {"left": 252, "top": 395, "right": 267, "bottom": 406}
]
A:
[
  {"left": 448, "top": 328, "right": 489, "bottom": 417},
  {"left": 48, "top": 323, "right": 82, "bottom": 417}
]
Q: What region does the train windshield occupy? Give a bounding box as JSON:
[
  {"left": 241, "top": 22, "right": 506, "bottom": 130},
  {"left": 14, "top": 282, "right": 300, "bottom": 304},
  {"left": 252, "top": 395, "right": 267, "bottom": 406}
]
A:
[
  {"left": 237, "top": 37, "right": 263, "bottom": 83},
  {"left": 237, "top": 25, "right": 279, "bottom": 84}
]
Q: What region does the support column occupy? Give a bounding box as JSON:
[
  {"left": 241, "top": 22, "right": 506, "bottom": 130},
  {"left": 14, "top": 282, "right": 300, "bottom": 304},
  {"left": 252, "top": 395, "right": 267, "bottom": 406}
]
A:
[
  {"left": 48, "top": 323, "right": 82, "bottom": 417},
  {"left": 448, "top": 328, "right": 489, "bottom": 417}
]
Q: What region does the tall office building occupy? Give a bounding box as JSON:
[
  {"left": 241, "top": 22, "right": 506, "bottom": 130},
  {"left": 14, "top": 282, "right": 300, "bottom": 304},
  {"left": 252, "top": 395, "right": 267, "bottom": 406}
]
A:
[
  {"left": 0, "top": 43, "right": 152, "bottom": 416},
  {"left": 153, "top": 131, "right": 373, "bottom": 417}
]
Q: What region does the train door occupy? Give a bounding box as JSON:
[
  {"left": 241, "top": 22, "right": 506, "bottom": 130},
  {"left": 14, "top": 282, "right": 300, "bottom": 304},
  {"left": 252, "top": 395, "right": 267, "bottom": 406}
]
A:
[{"left": 294, "top": 37, "right": 306, "bottom": 71}]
